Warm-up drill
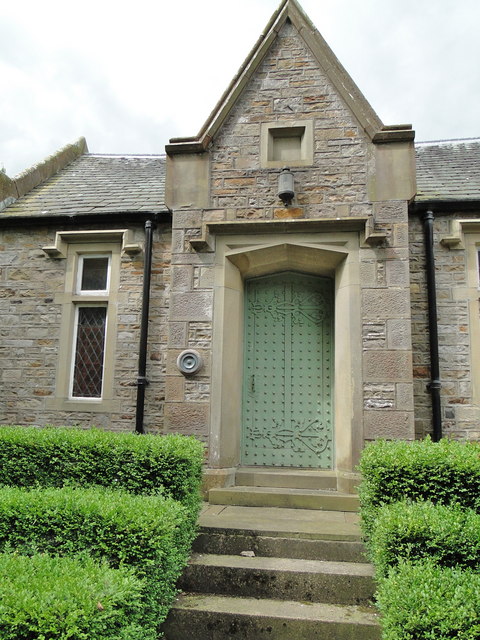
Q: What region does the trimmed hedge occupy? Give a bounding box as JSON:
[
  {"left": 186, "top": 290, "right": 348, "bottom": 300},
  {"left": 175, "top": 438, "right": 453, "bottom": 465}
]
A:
[
  {"left": 358, "top": 437, "right": 480, "bottom": 534},
  {"left": 0, "top": 426, "right": 204, "bottom": 510},
  {"left": 376, "top": 560, "right": 480, "bottom": 640},
  {"left": 0, "top": 485, "right": 197, "bottom": 638},
  {"left": 368, "top": 501, "right": 480, "bottom": 578},
  {"left": 0, "top": 553, "right": 145, "bottom": 640},
  {"left": 359, "top": 439, "right": 480, "bottom": 639}
]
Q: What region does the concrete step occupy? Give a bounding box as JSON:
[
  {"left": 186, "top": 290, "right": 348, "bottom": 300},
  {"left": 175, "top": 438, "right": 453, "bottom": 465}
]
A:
[
  {"left": 235, "top": 467, "right": 338, "bottom": 490},
  {"left": 208, "top": 486, "right": 360, "bottom": 511},
  {"left": 199, "top": 504, "right": 362, "bottom": 542},
  {"left": 161, "top": 593, "right": 381, "bottom": 640},
  {"left": 193, "top": 530, "right": 366, "bottom": 562},
  {"left": 178, "top": 553, "right": 375, "bottom": 605}
]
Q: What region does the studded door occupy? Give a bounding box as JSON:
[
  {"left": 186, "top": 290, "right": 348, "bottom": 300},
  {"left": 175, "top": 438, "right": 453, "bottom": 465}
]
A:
[{"left": 242, "top": 272, "right": 333, "bottom": 468}]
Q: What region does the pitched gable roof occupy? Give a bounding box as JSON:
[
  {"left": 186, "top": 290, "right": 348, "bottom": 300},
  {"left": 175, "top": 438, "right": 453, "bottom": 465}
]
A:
[
  {"left": 167, "top": 0, "right": 412, "bottom": 155},
  {"left": 415, "top": 139, "right": 480, "bottom": 203},
  {"left": 1, "top": 153, "right": 167, "bottom": 220}
]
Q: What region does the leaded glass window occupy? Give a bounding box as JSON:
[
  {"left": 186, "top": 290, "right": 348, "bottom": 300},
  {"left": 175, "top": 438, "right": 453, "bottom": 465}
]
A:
[{"left": 71, "top": 306, "right": 107, "bottom": 398}]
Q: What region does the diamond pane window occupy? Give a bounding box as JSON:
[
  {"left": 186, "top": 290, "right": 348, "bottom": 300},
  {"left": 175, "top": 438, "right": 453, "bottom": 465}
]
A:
[
  {"left": 78, "top": 256, "right": 110, "bottom": 293},
  {"left": 71, "top": 306, "right": 107, "bottom": 398}
]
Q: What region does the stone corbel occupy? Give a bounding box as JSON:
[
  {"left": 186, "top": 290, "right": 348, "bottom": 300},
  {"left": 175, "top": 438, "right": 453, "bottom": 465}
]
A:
[
  {"left": 441, "top": 219, "right": 465, "bottom": 249},
  {"left": 363, "top": 216, "right": 388, "bottom": 246},
  {"left": 440, "top": 219, "right": 480, "bottom": 249},
  {"left": 189, "top": 225, "right": 215, "bottom": 252},
  {"left": 42, "top": 229, "right": 143, "bottom": 258}
]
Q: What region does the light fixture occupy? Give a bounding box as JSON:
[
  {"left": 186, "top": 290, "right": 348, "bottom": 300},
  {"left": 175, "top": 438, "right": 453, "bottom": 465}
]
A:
[{"left": 278, "top": 166, "right": 294, "bottom": 206}]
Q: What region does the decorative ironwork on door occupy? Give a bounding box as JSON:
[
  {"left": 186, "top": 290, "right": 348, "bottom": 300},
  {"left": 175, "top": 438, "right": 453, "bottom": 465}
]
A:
[{"left": 242, "top": 272, "right": 333, "bottom": 468}]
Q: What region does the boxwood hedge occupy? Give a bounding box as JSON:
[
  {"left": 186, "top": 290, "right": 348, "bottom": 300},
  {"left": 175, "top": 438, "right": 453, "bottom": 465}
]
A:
[
  {"left": 0, "top": 485, "right": 197, "bottom": 639},
  {"left": 359, "top": 438, "right": 480, "bottom": 639},
  {"left": 368, "top": 500, "right": 480, "bottom": 577},
  {"left": 376, "top": 559, "right": 480, "bottom": 640},
  {"left": 0, "top": 426, "right": 204, "bottom": 511},
  {"left": 0, "top": 553, "right": 145, "bottom": 640},
  {"left": 359, "top": 437, "right": 480, "bottom": 535}
]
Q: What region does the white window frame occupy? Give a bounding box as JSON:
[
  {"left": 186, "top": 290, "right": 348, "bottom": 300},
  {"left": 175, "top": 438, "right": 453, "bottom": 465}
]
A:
[
  {"left": 69, "top": 304, "right": 108, "bottom": 400},
  {"left": 76, "top": 254, "right": 111, "bottom": 295}
]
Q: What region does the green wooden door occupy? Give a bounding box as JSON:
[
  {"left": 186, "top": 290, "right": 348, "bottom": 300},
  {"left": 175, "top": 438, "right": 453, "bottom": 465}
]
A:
[{"left": 242, "top": 272, "right": 333, "bottom": 468}]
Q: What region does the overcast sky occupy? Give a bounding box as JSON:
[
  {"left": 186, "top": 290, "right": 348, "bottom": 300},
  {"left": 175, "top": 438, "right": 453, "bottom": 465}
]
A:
[{"left": 2, "top": 0, "right": 479, "bottom": 176}]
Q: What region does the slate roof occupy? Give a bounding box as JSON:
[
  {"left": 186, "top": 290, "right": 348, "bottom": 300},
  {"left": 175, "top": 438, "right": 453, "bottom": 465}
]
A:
[
  {"left": 1, "top": 154, "right": 167, "bottom": 218},
  {"left": 3, "top": 139, "right": 480, "bottom": 218},
  {"left": 415, "top": 138, "right": 480, "bottom": 202}
]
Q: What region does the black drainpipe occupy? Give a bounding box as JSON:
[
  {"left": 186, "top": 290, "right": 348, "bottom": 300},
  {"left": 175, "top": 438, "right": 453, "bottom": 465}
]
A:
[
  {"left": 135, "top": 219, "right": 155, "bottom": 434},
  {"left": 423, "top": 210, "right": 442, "bottom": 441}
]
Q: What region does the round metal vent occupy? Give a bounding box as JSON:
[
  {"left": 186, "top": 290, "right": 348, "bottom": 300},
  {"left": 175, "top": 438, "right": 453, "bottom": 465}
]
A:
[{"left": 177, "top": 349, "right": 203, "bottom": 375}]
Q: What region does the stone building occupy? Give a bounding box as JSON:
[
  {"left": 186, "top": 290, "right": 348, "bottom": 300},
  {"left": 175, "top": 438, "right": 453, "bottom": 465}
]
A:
[{"left": 1, "top": 0, "right": 479, "bottom": 491}]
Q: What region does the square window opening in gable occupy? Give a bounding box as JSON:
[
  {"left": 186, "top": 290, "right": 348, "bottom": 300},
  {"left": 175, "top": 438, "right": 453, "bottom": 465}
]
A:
[
  {"left": 261, "top": 120, "right": 313, "bottom": 168},
  {"left": 270, "top": 127, "right": 304, "bottom": 162}
]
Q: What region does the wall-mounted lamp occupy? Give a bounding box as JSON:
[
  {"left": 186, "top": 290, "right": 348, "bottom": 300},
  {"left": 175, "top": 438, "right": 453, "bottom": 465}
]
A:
[{"left": 278, "top": 166, "right": 294, "bottom": 206}]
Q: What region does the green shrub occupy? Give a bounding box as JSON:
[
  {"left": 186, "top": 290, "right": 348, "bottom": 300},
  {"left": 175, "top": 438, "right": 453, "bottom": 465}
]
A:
[
  {"left": 358, "top": 437, "right": 480, "bottom": 536},
  {"left": 368, "top": 501, "right": 480, "bottom": 577},
  {"left": 376, "top": 559, "right": 480, "bottom": 640},
  {"left": 0, "top": 553, "right": 145, "bottom": 640},
  {"left": 0, "top": 485, "right": 197, "bottom": 638},
  {"left": 0, "top": 426, "right": 204, "bottom": 510}
]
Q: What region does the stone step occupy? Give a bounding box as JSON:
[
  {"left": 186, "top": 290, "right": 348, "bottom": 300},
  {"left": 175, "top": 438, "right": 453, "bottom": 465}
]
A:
[
  {"left": 161, "top": 593, "right": 381, "bottom": 640},
  {"left": 199, "top": 505, "right": 362, "bottom": 542},
  {"left": 178, "top": 553, "right": 375, "bottom": 605},
  {"left": 208, "top": 486, "right": 360, "bottom": 511},
  {"left": 193, "top": 530, "right": 367, "bottom": 563},
  {"left": 235, "top": 467, "right": 338, "bottom": 490}
]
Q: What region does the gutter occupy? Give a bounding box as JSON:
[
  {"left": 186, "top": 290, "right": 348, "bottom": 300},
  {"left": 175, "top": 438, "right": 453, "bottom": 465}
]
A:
[
  {"left": 423, "top": 210, "right": 442, "bottom": 441},
  {"left": 411, "top": 199, "right": 480, "bottom": 215},
  {"left": 0, "top": 210, "right": 171, "bottom": 228}
]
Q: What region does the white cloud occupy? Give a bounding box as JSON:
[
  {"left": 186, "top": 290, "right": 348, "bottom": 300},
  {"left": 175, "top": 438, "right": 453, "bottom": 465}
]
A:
[{"left": 2, "top": 0, "right": 479, "bottom": 175}]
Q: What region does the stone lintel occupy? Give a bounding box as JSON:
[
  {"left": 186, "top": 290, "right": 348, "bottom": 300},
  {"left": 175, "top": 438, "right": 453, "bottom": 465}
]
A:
[
  {"left": 189, "top": 217, "right": 369, "bottom": 251},
  {"left": 42, "top": 229, "right": 142, "bottom": 259}
]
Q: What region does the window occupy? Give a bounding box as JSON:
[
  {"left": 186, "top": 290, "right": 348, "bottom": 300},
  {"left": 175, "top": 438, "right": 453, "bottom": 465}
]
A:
[
  {"left": 71, "top": 306, "right": 107, "bottom": 398},
  {"left": 77, "top": 255, "right": 110, "bottom": 293},
  {"left": 70, "top": 255, "right": 110, "bottom": 399},
  {"left": 47, "top": 241, "right": 121, "bottom": 412},
  {"left": 461, "top": 233, "right": 480, "bottom": 408}
]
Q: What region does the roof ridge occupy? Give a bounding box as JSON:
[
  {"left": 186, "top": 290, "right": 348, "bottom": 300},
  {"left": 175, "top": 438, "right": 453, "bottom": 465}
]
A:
[
  {"left": 1, "top": 137, "right": 88, "bottom": 207},
  {"left": 86, "top": 153, "right": 166, "bottom": 159},
  {"left": 416, "top": 137, "right": 480, "bottom": 146}
]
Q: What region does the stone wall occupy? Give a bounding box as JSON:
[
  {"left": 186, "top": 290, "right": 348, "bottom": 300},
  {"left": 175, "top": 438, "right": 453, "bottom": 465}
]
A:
[
  {"left": 0, "top": 223, "right": 171, "bottom": 432},
  {"left": 409, "top": 213, "right": 480, "bottom": 439},
  {"left": 361, "top": 201, "right": 414, "bottom": 441},
  {"left": 165, "top": 19, "right": 415, "bottom": 464},
  {"left": 209, "top": 21, "right": 370, "bottom": 220},
  {"left": 166, "top": 211, "right": 214, "bottom": 443}
]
